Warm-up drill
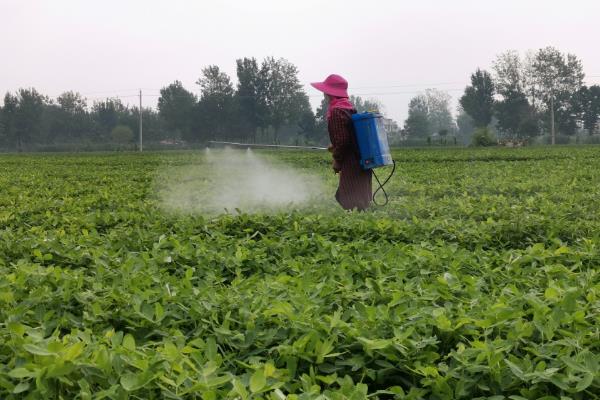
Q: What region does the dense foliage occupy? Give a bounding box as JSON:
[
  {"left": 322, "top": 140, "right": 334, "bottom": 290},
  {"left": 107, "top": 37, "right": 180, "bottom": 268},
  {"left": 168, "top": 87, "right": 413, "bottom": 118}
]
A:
[
  {"left": 0, "top": 147, "right": 599, "bottom": 399},
  {"left": 471, "top": 128, "right": 498, "bottom": 147},
  {"left": 404, "top": 47, "right": 600, "bottom": 143},
  {"left": 0, "top": 57, "right": 319, "bottom": 152}
]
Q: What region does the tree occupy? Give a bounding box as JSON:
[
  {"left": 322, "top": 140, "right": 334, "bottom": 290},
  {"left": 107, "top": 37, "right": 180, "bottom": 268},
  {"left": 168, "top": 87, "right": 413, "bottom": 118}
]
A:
[
  {"left": 58, "top": 91, "right": 87, "bottom": 114},
  {"left": 586, "top": 85, "right": 600, "bottom": 134},
  {"left": 139, "top": 107, "right": 166, "bottom": 142},
  {"left": 577, "top": 85, "right": 600, "bottom": 135},
  {"left": 1, "top": 93, "right": 18, "bottom": 149},
  {"left": 493, "top": 50, "right": 524, "bottom": 95},
  {"left": 195, "top": 65, "right": 236, "bottom": 142},
  {"left": 404, "top": 90, "right": 454, "bottom": 138},
  {"left": 349, "top": 95, "right": 364, "bottom": 113},
  {"left": 236, "top": 57, "right": 268, "bottom": 141},
  {"left": 350, "top": 95, "right": 383, "bottom": 113},
  {"left": 197, "top": 66, "right": 235, "bottom": 97},
  {"left": 456, "top": 107, "right": 475, "bottom": 143},
  {"left": 404, "top": 94, "right": 431, "bottom": 137},
  {"left": 460, "top": 69, "right": 495, "bottom": 128},
  {"left": 494, "top": 91, "right": 538, "bottom": 138},
  {"left": 53, "top": 91, "right": 90, "bottom": 141},
  {"left": 528, "top": 46, "right": 584, "bottom": 143},
  {"left": 111, "top": 125, "right": 134, "bottom": 143},
  {"left": 297, "top": 109, "right": 319, "bottom": 143},
  {"left": 472, "top": 128, "right": 497, "bottom": 146},
  {"left": 0, "top": 88, "right": 166, "bottom": 150},
  {"left": 425, "top": 89, "right": 454, "bottom": 134},
  {"left": 0, "top": 104, "right": 3, "bottom": 145},
  {"left": 260, "top": 57, "right": 311, "bottom": 141},
  {"left": 91, "top": 98, "right": 128, "bottom": 138},
  {"left": 158, "top": 81, "right": 197, "bottom": 140},
  {"left": 10, "top": 88, "right": 48, "bottom": 151},
  {"left": 492, "top": 51, "right": 538, "bottom": 138},
  {"left": 313, "top": 96, "right": 329, "bottom": 142}
]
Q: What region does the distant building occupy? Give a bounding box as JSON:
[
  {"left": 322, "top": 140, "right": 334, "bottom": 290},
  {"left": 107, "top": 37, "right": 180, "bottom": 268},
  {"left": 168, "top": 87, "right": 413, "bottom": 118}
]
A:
[
  {"left": 383, "top": 118, "right": 405, "bottom": 142},
  {"left": 383, "top": 118, "right": 398, "bottom": 133}
]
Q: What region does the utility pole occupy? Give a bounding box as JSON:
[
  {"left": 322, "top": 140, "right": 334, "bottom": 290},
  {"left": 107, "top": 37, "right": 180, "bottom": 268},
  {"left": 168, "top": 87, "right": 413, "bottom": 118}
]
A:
[
  {"left": 550, "top": 95, "right": 555, "bottom": 145},
  {"left": 139, "top": 89, "right": 143, "bottom": 152}
]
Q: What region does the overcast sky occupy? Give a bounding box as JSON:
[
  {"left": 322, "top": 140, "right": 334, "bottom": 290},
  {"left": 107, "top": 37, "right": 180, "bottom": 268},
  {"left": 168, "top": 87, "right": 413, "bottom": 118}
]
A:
[{"left": 2, "top": 0, "right": 600, "bottom": 122}]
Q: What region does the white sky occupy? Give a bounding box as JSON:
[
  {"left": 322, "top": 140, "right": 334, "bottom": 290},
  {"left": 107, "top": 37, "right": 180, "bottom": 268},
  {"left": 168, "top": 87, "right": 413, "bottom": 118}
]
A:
[{"left": 2, "top": 0, "right": 600, "bottom": 123}]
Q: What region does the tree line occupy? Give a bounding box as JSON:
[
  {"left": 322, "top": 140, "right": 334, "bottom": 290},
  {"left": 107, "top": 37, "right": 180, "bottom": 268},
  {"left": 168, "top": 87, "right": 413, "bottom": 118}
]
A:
[
  {"left": 0, "top": 57, "right": 336, "bottom": 151},
  {"left": 4, "top": 47, "right": 598, "bottom": 151},
  {"left": 404, "top": 46, "right": 600, "bottom": 145}
]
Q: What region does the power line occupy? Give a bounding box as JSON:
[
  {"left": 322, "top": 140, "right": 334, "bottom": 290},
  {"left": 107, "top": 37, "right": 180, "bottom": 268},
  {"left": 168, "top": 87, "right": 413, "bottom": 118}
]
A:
[
  {"left": 17, "top": 74, "right": 600, "bottom": 106},
  {"left": 46, "top": 89, "right": 141, "bottom": 97},
  {"left": 350, "top": 89, "right": 465, "bottom": 96},
  {"left": 38, "top": 75, "right": 600, "bottom": 101},
  {"left": 339, "top": 82, "right": 467, "bottom": 90},
  {"left": 138, "top": 88, "right": 465, "bottom": 100},
  {"left": 135, "top": 81, "right": 469, "bottom": 91},
  {"left": 79, "top": 89, "right": 141, "bottom": 95}
]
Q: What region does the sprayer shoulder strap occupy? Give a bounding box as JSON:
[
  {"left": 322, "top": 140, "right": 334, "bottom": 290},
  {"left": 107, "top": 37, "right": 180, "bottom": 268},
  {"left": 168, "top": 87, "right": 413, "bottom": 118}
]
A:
[{"left": 340, "top": 109, "right": 361, "bottom": 158}]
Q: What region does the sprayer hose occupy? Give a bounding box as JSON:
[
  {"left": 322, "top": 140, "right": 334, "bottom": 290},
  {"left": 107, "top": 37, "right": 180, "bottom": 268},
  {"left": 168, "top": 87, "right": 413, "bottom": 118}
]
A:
[{"left": 372, "top": 160, "right": 396, "bottom": 207}]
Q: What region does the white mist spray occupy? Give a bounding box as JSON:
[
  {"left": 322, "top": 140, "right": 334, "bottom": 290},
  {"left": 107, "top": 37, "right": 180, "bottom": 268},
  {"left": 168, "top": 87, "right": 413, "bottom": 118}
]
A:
[{"left": 156, "top": 148, "right": 326, "bottom": 214}]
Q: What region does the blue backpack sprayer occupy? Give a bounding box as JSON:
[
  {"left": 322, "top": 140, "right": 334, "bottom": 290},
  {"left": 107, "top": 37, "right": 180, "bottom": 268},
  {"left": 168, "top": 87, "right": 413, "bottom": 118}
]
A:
[
  {"left": 349, "top": 111, "right": 396, "bottom": 205},
  {"left": 208, "top": 112, "right": 396, "bottom": 206}
]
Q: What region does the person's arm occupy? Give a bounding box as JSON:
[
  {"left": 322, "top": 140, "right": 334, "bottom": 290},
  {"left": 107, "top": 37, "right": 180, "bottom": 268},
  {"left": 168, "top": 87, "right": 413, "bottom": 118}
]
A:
[{"left": 328, "top": 109, "right": 352, "bottom": 171}]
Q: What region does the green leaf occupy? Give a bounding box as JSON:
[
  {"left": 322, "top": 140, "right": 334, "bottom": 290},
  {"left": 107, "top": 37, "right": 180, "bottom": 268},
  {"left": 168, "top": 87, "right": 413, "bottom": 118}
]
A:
[
  {"left": 554, "top": 246, "right": 569, "bottom": 255},
  {"left": 13, "top": 381, "right": 30, "bottom": 394},
  {"left": 0, "top": 290, "right": 14, "bottom": 302},
  {"left": 46, "top": 362, "right": 75, "bottom": 378},
  {"left": 264, "top": 362, "right": 276, "bottom": 378},
  {"left": 154, "top": 302, "right": 164, "bottom": 321},
  {"left": 7, "top": 322, "right": 25, "bottom": 336},
  {"left": 120, "top": 373, "right": 140, "bottom": 391},
  {"left": 8, "top": 368, "right": 36, "bottom": 379},
  {"left": 205, "top": 337, "right": 217, "bottom": 361},
  {"left": 561, "top": 356, "right": 588, "bottom": 373},
  {"left": 575, "top": 373, "right": 594, "bottom": 392},
  {"left": 232, "top": 378, "right": 248, "bottom": 399},
  {"left": 63, "top": 342, "right": 84, "bottom": 361},
  {"left": 549, "top": 374, "right": 571, "bottom": 391},
  {"left": 122, "top": 334, "right": 136, "bottom": 351},
  {"left": 120, "top": 371, "right": 154, "bottom": 391},
  {"left": 249, "top": 369, "right": 266, "bottom": 393},
  {"left": 203, "top": 375, "right": 231, "bottom": 388},
  {"left": 357, "top": 337, "right": 392, "bottom": 352},
  {"left": 181, "top": 375, "right": 231, "bottom": 394},
  {"left": 316, "top": 374, "right": 337, "bottom": 385},
  {"left": 23, "top": 344, "right": 56, "bottom": 356},
  {"left": 544, "top": 287, "right": 560, "bottom": 301},
  {"left": 504, "top": 360, "right": 525, "bottom": 380}
]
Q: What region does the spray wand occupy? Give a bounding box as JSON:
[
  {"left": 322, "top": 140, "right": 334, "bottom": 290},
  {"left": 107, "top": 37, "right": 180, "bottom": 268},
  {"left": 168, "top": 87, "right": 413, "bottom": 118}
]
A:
[{"left": 209, "top": 141, "right": 327, "bottom": 151}]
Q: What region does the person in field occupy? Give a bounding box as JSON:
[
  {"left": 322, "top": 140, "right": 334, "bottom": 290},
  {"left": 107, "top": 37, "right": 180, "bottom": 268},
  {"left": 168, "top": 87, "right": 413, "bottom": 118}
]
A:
[{"left": 311, "top": 74, "right": 372, "bottom": 211}]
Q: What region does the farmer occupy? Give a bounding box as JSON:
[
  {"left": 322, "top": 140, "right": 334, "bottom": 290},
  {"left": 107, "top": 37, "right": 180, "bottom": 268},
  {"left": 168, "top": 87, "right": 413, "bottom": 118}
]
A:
[{"left": 311, "top": 74, "right": 372, "bottom": 211}]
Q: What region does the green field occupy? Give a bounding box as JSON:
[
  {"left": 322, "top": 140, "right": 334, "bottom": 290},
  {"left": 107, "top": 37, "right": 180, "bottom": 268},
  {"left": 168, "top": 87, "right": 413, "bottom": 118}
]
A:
[{"left": 0, "top": 147, "right": 599, "bottom": 399}]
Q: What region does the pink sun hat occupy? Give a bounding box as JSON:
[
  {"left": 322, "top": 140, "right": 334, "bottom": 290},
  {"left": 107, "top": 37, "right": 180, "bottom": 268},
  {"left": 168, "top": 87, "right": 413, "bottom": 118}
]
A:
[{"left": 310, "top": 74, "right": 349, "bottom": 98}]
